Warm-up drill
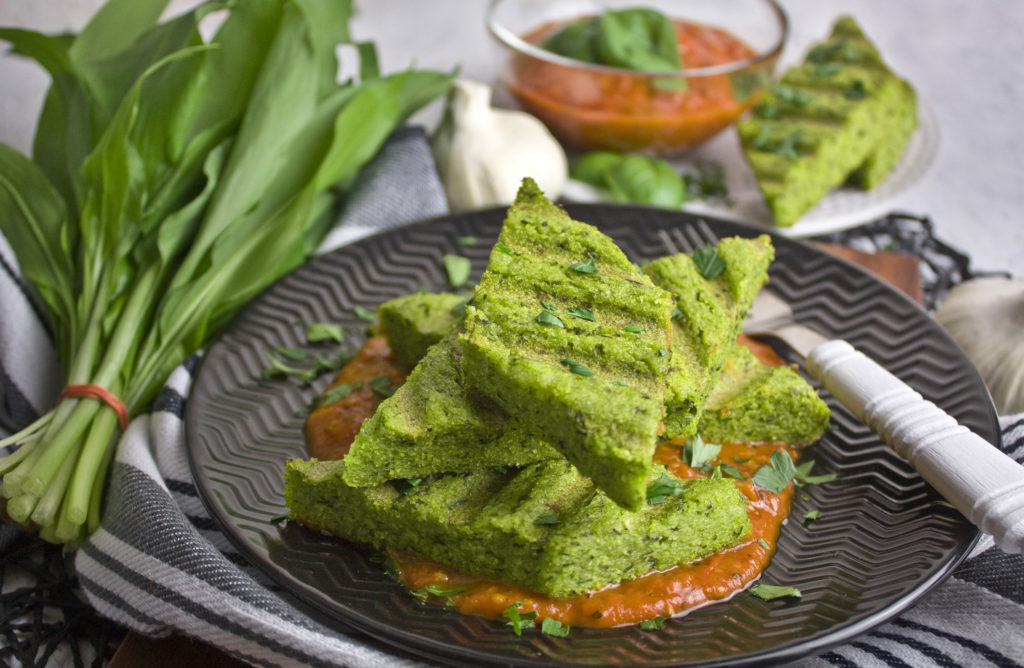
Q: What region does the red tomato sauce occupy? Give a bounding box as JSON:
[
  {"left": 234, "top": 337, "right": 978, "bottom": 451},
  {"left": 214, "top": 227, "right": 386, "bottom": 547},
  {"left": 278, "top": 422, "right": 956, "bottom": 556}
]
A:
[
  {"left": 506, "top": 19, "right": 760, "bottom": 153},
  {"left": 304, "top": 336, "right": 407, "bottom": 460},
  {"left": 305, "top": 335, "right": 799, "bottom": 628}
]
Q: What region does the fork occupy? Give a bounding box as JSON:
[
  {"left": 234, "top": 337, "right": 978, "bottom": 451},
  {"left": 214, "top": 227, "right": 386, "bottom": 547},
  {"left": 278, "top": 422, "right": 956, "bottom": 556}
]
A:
[{"left": 744, "top": 289, "right": 1024, "bottom": 556}]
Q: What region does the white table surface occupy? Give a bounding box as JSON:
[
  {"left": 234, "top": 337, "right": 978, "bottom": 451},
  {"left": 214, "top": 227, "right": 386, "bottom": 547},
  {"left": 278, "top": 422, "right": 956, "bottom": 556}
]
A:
[{"left": 2, "top": 0, "right": 1021, "bottom": 276}]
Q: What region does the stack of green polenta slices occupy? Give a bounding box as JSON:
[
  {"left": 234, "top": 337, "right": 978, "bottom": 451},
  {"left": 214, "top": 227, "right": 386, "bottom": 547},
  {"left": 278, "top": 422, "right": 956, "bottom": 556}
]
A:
[
  {"left": 738, "top": 16, "right": 918, "bottom": 227},
  {"left": 284, "top": 179, "right": 830, "bottom": 598}
]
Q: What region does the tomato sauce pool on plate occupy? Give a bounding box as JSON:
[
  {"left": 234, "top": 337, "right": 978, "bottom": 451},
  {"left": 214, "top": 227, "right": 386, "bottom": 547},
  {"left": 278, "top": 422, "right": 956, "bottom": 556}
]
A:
[{"left": 304, "top": 335, "right": 801, "bottom": 628}]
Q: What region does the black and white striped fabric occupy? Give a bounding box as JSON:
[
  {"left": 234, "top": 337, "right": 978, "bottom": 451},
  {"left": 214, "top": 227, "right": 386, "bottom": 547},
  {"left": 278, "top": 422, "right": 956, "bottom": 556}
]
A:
[{"left": 3, "top": 127, "right": 1023, "bottom": 667}]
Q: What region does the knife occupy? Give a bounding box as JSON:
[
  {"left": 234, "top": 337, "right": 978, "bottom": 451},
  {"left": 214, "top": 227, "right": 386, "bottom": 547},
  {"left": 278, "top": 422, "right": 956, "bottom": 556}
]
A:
[{"left": 744, "top": 289, "right": 1024, "bottom": 555}]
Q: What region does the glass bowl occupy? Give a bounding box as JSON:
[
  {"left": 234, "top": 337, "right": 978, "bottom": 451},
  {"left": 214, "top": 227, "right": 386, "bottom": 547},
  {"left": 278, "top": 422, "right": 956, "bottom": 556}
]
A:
[{"left": 487, "top": 0, "right": 788, "bottom": 155}]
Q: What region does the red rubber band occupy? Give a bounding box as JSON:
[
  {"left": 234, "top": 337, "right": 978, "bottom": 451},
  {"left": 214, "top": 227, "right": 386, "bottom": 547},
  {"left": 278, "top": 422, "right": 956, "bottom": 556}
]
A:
[{"left": 57, "top": 384, "right": 129, "bottom": 431}]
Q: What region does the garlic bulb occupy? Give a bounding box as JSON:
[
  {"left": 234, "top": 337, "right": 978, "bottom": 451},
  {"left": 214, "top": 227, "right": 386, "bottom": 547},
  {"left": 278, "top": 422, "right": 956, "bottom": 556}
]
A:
[
  {"left": 934, "top": 278, "right": 1024, "bottom": 414},
  {"left": 432, "top": 79, "right": 568, "bottom": 212}
]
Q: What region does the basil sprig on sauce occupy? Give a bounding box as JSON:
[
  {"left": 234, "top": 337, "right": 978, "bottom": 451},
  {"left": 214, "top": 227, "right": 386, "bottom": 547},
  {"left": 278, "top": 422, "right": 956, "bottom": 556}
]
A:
[{"left": 541, "top": 7, "right": 682, "bottom": 73}]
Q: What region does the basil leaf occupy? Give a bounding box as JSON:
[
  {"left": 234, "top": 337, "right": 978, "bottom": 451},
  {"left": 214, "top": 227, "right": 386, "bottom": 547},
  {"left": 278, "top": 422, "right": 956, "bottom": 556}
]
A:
[
  {"left": 605, "top": 154, "right": 687, "bottom": 209},
  {"left": 540, "top": 18, "right": 600, "bottom": 62},
  {"left": 751, "top": 449, "right": 798, "bottom": 493},
  {"left": 540, "top": 299, "right": 558, "bottom": 312},
  {"left": 595, "top": 8, "right": 681, "bottom": 72},
  {"left": 692, "top": 244, "right": 726, "bottom": 280},
  {"left": 444, "top": 253, "right": 471, "bottom": 288},
  {"left": 749, "top": 583, "right": 802, "bottom": 601},
  {"left": 570, "top": 150, "right": 623, "bottom": 185}
]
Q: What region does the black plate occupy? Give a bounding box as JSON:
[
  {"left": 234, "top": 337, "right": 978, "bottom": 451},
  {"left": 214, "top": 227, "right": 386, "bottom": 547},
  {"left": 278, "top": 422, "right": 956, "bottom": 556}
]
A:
[{"left": 185, "top": 205, "right": 997, "bottom": 666}]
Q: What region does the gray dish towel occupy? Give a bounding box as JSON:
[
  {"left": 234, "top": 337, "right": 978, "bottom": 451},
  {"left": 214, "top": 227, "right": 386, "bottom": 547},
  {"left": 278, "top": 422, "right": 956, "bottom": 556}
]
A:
[{"left": 2, "top": 127, "right": 1023, "bottom": 667}]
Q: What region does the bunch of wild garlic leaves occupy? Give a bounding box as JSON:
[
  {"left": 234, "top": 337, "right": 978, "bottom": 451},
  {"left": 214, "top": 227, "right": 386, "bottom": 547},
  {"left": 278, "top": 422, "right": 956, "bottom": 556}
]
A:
[{"left": 0, "top": 0, "right": 451, "bottom": 544}]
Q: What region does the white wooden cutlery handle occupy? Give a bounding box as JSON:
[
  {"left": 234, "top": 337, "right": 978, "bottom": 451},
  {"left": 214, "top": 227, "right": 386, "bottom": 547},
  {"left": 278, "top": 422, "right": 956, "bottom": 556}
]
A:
[{"left": 807, "top": 339, "right": 1024, "bottom": 555}]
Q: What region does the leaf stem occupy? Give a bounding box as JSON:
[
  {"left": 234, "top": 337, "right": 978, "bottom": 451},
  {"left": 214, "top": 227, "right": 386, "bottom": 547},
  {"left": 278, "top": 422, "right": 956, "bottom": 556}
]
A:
[{"left": 65, "top": 406, "right": 118, "bottom": 525}]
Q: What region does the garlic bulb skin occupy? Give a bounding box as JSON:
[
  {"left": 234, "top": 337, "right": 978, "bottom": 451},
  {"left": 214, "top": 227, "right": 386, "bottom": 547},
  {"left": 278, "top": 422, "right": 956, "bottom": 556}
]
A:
[
  {"left": 432, "top": 79, "right": 568, "bottom": 212},
  {"left": 934, "top": 278, "right": 1024, "bottom": 414}
]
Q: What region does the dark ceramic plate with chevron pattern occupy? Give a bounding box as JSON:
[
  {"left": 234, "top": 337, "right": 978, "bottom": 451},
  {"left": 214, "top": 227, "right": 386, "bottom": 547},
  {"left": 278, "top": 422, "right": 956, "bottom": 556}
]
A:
[{"left": 186, "top": 205, "right": 998, "bottom": 666}]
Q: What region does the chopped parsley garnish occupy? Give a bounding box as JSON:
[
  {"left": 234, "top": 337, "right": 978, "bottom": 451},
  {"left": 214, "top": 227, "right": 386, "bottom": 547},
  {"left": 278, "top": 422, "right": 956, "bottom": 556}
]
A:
[
  {"left": 568, "top": 306, "right": 595, "bottom": 321},
  {"left": 804, "top": 509, "right": 821, "bottom": 522},
  {"left": 751, "top": 449, "right": 798, "bottom": 493},
  {"left": 640, "top": 616, "right": 666, "bottom": 630},
  {"left": 758, "top": 538, "right": 771, "bottom": 550},
  {"left": 657, "top": 348, "right": 668, "bottom": 357},
  {"left": 683, "top": 435, "right": 721, "bottom": 468},
  {"left": 541, "top": 299, "right": 558, "bottom": 312},
  {"left": 569, "top": 257, "right": 598, "bottom": 274},
  {"left": 305, "top": 322, "right": 344, "bottom": 344},
  {"left": 623, "top": 325, "right": 644, "bottom": 333},
  {"left": 271, "top": 344, "right": 306, "bottom": 361},
  {"left": 771, "top": 83, "right": 811, "bottom": 106},
  {"left": 845, "top": 79, "right": 868, "bottom": 100},
  {"left": 561, "top": 358, "right": 593, "bottom": 377},
  {"left": 353, "top": 305, "right": 376, "bottom": 322},
  {"left": 395, "top": 477, "right": 423, "bottom": 494},
  {"left": 456, "top": 235, "right": 477, "bottom": 246},
  {"left": 367, "top": 374, "right": 396, "bottom": 397},
  {"left": 534, "top": 512, "right": 560, "bottom": 525},
  {"left": 321, "top": 381, "right": 361, "bottom": 407},
  {"left": 692, "top": 244, "right": 726, "bottom": 280},
  {"left": 261, "top": 352, "right": 316, "bottom": 381},
  {"left": 610, "top": 380, "right": 627, "bottom": 386},
  {"left": 814, "top": 62, "right": 843, "bottom": 78},
  {"left": 719, "top": 463, "right": 746, "bottom": 480},
  {"left": 794, "top": 460, "right": 838, "bottom": 485},
  {"left": 671, "top": 306, "right": 685, "bottom": 321},
  {"left": 503, "top": 602, "right": 537, "bottom": 636},
  {"left": 754, "top": 100, "right": 781, "bottom": 119},
  {"left": 495, "top": 242, "right": 515, "bottom": 255},
  {"left": 444, "top": 254, "right": 472, "bottom": 288},
  {"left": 749, "top": 583, "right": 802, "bottom": 601},
  {"left": 450, "top": 293, "right": 473, "bottom": 315},
  {"left": 536, "top": 311, "right": 566, "bottom": 328},
  {"left": 683, "top": 161, "right": 731, "bottom": 205},
  {"left": 541, "top": 617, "right": 570, "bottom": 637},
  {"left": 647, "top": 472, "right": 684, "bottom": 505},
  {"left": 411, "top": 584, "right": 470, "bottom": 600}
]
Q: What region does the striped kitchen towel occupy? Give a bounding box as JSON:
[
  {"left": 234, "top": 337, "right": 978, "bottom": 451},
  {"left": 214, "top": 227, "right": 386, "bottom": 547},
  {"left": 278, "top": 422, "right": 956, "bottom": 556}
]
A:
[{"left": 2, "top": 127, "right": 1023, "bottom": 667}]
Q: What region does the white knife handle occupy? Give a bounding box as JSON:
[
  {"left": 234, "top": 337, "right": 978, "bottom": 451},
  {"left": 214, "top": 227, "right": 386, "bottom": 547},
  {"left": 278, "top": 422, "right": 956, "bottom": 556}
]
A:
[{"left": 807, "top": 339, "right": 1024, "bottom": 555}]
